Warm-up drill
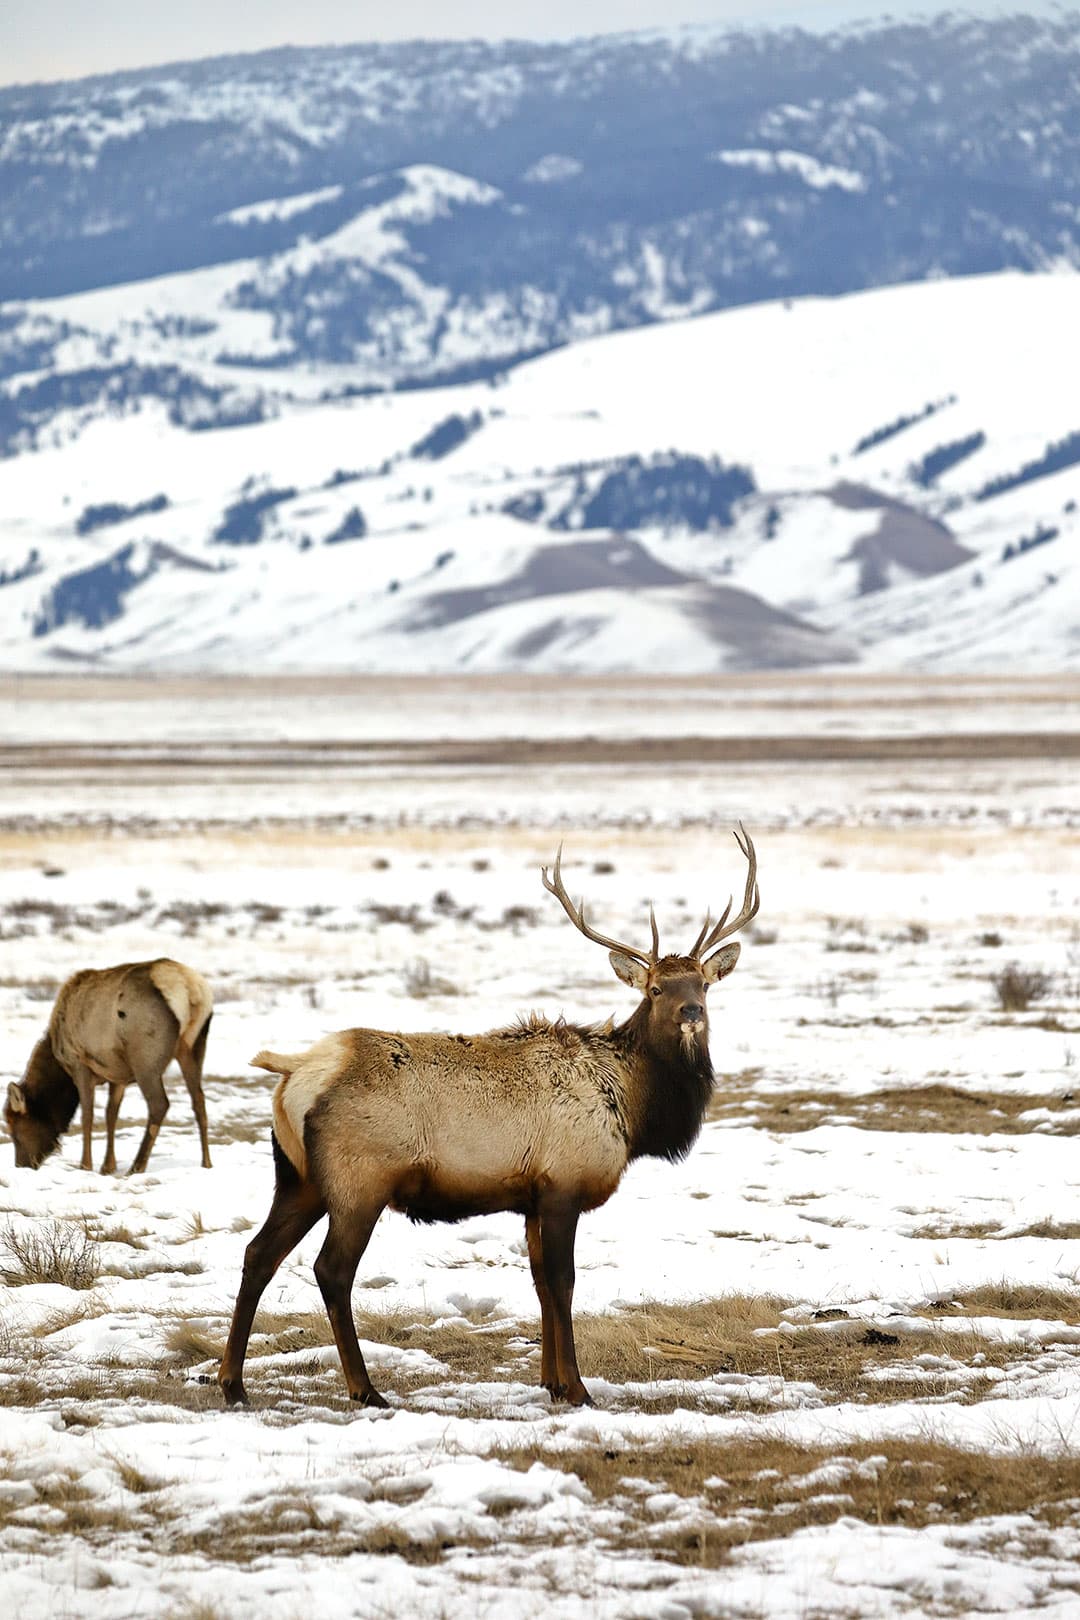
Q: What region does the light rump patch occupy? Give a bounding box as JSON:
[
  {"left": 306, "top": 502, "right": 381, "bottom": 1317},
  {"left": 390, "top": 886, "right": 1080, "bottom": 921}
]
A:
[
  {"left": 258, "top": 1033, "right": 349, "bottom": 1180},
  {"left": 147, "top": 959, "right": 212, "bottom": 1046}
]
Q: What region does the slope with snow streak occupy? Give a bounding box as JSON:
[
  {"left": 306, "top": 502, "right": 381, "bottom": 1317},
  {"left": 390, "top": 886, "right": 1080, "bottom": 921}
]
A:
[{"left": 0, "top": 269, "right": 1078, "bottom": 671}]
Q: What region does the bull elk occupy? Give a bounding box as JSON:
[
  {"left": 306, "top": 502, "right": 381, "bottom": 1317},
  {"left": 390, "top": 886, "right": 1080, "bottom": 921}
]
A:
[
  {"left": 219, "top": 828, "right": 758, "bottom": 1409},
  {"left": 4, "top": 959, "right": 213, "bottom": 1174}
]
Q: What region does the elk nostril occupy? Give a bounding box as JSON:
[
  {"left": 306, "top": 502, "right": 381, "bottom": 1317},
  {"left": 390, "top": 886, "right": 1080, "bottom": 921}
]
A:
[{"left": 681, "top": 1004, "right": 703, "bottom": 1022}]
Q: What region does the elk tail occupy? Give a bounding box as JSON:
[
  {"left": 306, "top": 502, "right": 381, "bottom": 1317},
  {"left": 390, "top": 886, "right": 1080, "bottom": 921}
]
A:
[
  {"left": 250, "top": 1049, "right": 303, "bottom": 1077},
  {"left": 149, "top": 961, "right": 213, "bottom": 1047}
]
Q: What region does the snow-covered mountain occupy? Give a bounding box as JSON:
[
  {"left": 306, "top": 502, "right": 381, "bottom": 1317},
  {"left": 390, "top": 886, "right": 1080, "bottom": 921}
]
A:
[
  {"left": 1, "top": 16, "right": 1078, "bottom": 672},
  {"left": 4, "top": 12, "right": 1080, "bottom": 401},
  {"left": 1, "top": 266, "right": 1077, "bottom": 673}
]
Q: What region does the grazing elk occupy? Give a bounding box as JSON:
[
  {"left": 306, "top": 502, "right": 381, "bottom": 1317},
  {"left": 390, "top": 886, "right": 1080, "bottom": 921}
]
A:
[
  {"left": 5, "top": 959, "right": 214, "bottom": 1174},
  {"left": 219, "top": 828, "right": 758, "bottom": 1410}
]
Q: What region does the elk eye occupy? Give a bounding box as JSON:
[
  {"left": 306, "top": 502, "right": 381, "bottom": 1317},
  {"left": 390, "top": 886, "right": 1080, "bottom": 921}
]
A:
[{"left": 650, "top": 986, "right": 662, "bottom": 998}]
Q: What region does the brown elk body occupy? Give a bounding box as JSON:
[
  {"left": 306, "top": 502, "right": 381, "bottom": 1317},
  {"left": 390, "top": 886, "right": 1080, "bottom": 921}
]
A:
[
  {"left": 219, "top": 829, "right": 758, "bottom": 1410},
  {"left": 4, "top": 959, "right": 213, "bottom": 1174}
]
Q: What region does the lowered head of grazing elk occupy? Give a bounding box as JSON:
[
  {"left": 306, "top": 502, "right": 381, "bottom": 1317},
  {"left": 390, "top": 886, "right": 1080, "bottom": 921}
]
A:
[
  {"left": 5, "top": 959, "right": 213, "bottom": 1174},
  {"left": 219, "top": 827, "right": 758, "bottom": 1412}
]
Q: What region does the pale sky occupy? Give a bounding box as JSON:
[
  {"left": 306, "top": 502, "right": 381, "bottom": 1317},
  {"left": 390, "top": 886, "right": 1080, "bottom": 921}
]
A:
[{"left": 0, "top": 1, "right": 1061, "bottom": 90}]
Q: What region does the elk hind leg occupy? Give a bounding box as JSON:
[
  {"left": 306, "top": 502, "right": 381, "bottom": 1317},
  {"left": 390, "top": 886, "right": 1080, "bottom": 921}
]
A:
[
  {"left": 128, "top": 1070, "right": 169, "bottom": 1175},
  {"left": 219, "top": 1136, "right": 327, "bottom": 1406},
  {"left": 539, "top": 1201, "right": 592, "bottom": 1407},
  {"left": 313, "top": 1198, "right": 387, "bottom": 1407},
  {"left": 525, "top": 1213, "right": 557, "bottom": 1394},
  {"left": 177, "top": 1013, "right": 213, "bottom": 1168},
  {"left": 101, "top": 1081, "right": 125, "bottom": 1175}
]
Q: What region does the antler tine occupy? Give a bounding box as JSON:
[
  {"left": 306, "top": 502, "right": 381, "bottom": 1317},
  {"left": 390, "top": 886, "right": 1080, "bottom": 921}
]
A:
[
  {"left": 698, "top": 823, "right": 761, "bottom": 962},
  {"left": 690, "top": 896, "right": 733, "bottom": 958},
  {"left": 541, "top": 845, "right": 655, "bottom": 965},
  {"left": 649, "top": 905, "right": 660, "bottom": 962}
]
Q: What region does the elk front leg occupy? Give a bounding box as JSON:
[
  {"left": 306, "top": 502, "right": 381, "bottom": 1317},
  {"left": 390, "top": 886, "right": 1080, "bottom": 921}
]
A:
[
  {"left": 219, "top": 1172, "right": 327, "bottom": 1406},
  {"left": 539, "top": 1201, "right": 592, "bottom": 1407},
  {"left": 525, "top": 1213, "right": 557, "bottom": 1394},
  {"left": 313, "top": 1201, "right": 387, "bottom": 1407},
  {"left": 101, "top": 1081, "right": 124, "bottom": 1174},
  {"left": 128, "top": 1071, "right": 169, "bottom": 1174},
  {"left": 70, "top": 1063, "right": 96, "bottom": 1172}
]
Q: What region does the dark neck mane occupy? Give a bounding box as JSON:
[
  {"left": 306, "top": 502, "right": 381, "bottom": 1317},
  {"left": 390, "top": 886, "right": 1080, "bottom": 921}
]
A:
[
  {"left": 613, "top": 1001, "right": 714, "bottom": 1163},
  {"left": 23, "top": 1036, "right": 80, "bottom": 1135}
]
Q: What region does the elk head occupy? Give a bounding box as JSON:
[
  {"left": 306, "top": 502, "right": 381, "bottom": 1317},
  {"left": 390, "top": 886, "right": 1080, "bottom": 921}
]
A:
[
  {"left": 5, "top": 1038, "right": 77, "bottom": 1169},
  {"left": 541, "top": 826, "right": 759, "bottom": 1054},
  {"left": 5, "top": 1078, "right": 55, "bottom": 1169}
]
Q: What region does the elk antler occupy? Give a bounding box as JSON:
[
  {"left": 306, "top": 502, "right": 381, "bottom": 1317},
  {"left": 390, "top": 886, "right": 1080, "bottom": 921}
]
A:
[
  {"left": 690, "top": 823, "right": 760, "bottom": 965},
  {"left": 541, "top": 845, "right": 657, "bottom": 966}
]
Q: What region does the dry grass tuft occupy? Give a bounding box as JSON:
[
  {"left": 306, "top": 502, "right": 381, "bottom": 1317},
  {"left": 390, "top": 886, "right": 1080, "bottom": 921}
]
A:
[
  {"left": 914, "top": 1218, "right": 1080, "bottom": 1242},
  {"left": 937, "top": 1282, "right": 1080, "bottom": 1320},
  {"left": 402, "top": 957, "right": 459, "bottom": 998},
  {"left": 0, "top": 1217, "right": 101, "bottom": 1289},
  {"left": 992, "top": 963, "right": 1053, "bottom": 1011},
  {"left": 165, "top": 1606, "right": 232, "bottom": 1620},
  {"left": 105, "top": 1453, "right": 161, "bottom": 1495},
  {"left": 163, "top": 1321, "right": 226, "bottom": 1366},
  {"left": 574, "top": 1295, "right": 785, "bottom": 1384},
  {"left": 910, "top": 1218, "right": 1006, "bottom": 1240},
  {"left": 1010, "top": 1219, "right": 1080, "bottom": 1240}
]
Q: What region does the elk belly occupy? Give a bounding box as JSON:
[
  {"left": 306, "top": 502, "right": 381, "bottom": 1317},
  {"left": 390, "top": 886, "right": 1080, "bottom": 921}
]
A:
[{"left": 389, "top": 1163, "right": 537, "bottom": 1224}]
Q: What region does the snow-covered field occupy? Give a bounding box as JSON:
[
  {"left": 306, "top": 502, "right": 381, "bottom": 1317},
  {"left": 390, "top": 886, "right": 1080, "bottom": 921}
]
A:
[{"left": 2, "top": 675, "right": 1080, "bottom": 1618}]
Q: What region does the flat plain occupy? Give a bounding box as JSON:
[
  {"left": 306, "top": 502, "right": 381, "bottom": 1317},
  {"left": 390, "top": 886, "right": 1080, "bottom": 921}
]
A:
[{"left": 1, "top": 672, "right": 1079, "bottom": 1619}]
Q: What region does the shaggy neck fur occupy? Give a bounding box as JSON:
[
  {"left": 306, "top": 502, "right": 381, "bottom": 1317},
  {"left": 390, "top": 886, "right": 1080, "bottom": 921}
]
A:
[
  {"left": 23, "top": 1036, "right": 80, "bottom": 1141},
  {"left": 613, "top": 1000, "right": 715, "bottom": 1163}
]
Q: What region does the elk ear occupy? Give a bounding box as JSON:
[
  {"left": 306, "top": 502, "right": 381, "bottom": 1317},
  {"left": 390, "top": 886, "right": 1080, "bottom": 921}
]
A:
[
  {"left": 703, "top": 943, "right": 740, "bottom": 984},
  {"left": 609, "top": 951, "right": 649, "bottom": 991},
  {"left": 6, "top": 1082, "right": 27, "bottom": 1115}
]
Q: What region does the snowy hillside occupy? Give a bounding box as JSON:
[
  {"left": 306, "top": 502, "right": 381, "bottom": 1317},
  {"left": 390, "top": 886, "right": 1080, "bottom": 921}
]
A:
[
  {"left": 0, "top": 267, "right": 1077, "bottom": 673},
  {"left": 3, "top": 12, "right": 1080, "bottom": 402}
]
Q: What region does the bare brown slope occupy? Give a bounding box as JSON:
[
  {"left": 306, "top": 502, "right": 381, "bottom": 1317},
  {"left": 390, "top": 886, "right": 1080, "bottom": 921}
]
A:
[{"left": 404, "top": 537, "right": 856, "bottom": 668}]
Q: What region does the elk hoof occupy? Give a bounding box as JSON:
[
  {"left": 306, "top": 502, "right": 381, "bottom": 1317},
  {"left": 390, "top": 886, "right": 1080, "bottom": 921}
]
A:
[
  {"left": 220, "top": 1378, "right": 248, "bottom": 1407},
  {"left": 544, "top": 1382, "right": 594, "bottom": 1407},
  {"left": 352, "top": 1388, "right": 389, "bottom": 1409}
]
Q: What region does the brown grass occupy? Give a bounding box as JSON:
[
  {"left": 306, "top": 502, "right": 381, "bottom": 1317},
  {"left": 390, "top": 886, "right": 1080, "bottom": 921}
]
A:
[
  {"left": 910, "top": 1218, "right": 1007, "bottom": 1240},
  {"left": 938, "top": 1282, "right": 1080, "bottom": 1320},
  {"left": 165, "top": 1490, "right": 490, "bottom": 1567},
  {"left": 494, "top": 1435, "right": 1080, "bottom": 1569},
  {"left": 220, "top": 1294, "right": 1080, "bottom": 1413},
  {"left": 913, "top": 1218, "right": 1080, "bottom": 1242},
  {"left": 708, "top": 1083, "right": 1080, "bottom": 1136},
  {"left": 7, "top": 1294, "right": 1079, "bottom": 1422},
  {"left": 12, "top": 1430, "right": 1080, "bottom": 1574}
]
